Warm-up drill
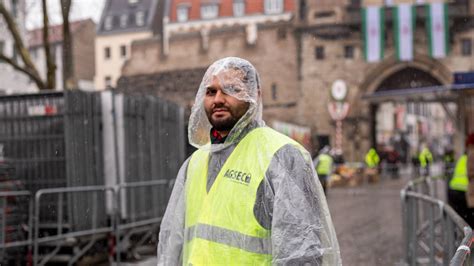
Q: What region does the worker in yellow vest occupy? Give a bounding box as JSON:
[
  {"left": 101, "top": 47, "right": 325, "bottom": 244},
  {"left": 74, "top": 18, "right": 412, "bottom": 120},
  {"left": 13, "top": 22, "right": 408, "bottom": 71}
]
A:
[
  {"left": 448, "top": 135, "right": 474, "bottom": 227},
  {"left": 365, "top": 148, "right": 380, "bottom": 169},
  {"left": 157, "top": 58, "right": 341, "bottom": 265},
  {"left": 314, "top": 146, "right": 333, "bottom": 195},
  {"left": 418, "top": 145, "right": 433, "bottom": 177}
]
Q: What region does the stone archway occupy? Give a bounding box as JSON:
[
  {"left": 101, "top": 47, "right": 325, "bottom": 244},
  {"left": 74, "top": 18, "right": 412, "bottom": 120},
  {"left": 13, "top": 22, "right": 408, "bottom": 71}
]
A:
[
  {"left": 359, "top": 53, "right": 452, "bottom": 96},
  {"left": 356, "top": 54, "right": 452, "bottom": 160}
]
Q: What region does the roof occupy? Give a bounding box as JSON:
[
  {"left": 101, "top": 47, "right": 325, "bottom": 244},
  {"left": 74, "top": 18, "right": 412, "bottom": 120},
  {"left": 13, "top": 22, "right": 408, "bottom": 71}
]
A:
[
  {"left": 97, "top": 0, "right": 161, "bottom": 34},
  {"left": 362, "top": 83, "right": 474, "bottom": 103},
  {"left": 28, "top": 19, "right": 94, "bottom": 48}
]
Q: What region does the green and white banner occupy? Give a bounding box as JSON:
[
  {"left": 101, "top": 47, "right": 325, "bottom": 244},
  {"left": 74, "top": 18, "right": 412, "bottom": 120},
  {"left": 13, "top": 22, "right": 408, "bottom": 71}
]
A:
[
  {"left": 394, "top": 3, "right": 415, "bottom": 61},
  {"left": 362, "top": 6, "right": 384, "bottom": 63},
  {"left": 427, "top": 2, "right": 449, "bottom": 58}
]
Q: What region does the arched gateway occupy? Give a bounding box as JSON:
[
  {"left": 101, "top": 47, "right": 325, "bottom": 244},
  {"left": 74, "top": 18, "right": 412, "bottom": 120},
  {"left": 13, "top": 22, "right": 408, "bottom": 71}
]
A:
[{"left": 358, "top": 54, "right": 454, "bottom": 162}]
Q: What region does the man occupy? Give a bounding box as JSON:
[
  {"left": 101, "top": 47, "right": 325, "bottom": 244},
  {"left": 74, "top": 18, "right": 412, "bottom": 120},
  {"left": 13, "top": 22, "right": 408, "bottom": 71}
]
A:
[
  {"left": 314, "top": 146, "right": 333, "bottom": 194},
  {"left": 365, "top": 148, "right": 380, "bottom": 169},
  {"left": 418, "top": 145, "right": 433, "bottom": 177},
  {"left": 157, "top": 57, "right": 341, "bottom": 265},
  {"left": 448, "top": 134, "right": 474, "bottom": 227}
]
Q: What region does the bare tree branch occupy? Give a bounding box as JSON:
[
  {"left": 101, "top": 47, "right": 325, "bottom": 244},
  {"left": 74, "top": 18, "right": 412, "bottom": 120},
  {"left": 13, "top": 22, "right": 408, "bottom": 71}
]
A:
[
  {"left": 60, "top": 0, "right": 74, "bottom": 90},
  {"left": 0, "top": 53, "right": 46, "bottom": 90},
  {"left": 42, "top": 0, "right": 56, "bottom": 90},
  {"left": 0, "top": 1, "right": 45, "bottom": 88}
]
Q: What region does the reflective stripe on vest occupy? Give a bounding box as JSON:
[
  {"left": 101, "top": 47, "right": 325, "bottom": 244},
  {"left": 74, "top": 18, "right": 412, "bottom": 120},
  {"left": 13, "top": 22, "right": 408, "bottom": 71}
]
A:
[
  {"left": 316, "top": 154, "right": 332, "bottom": 175},
  {"left": 449, "top": 155, "right": 468, "bottom": 192},
  {"left": 184, "top": 127, "right": 307, "bottom": 265},
  {"left": 185, "top": 223, "right": 271, "bottom": 255}
]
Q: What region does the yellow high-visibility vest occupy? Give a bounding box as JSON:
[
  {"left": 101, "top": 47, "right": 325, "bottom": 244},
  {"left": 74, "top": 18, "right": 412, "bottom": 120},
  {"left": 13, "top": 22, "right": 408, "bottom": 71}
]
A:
[
  {"left": 419, "top": 148, "right": 433, "bottom": 168},
  {"left": 365, "top": 148, "right": 380, "bottom": 168},
  {"left": 317, "top": 154, "right": 333, "bottom": 175},
  {"left": 184, "top": 127, "right": 307, "bottom": 265},
  {"left": 449, "top": 155, "right": 468, "bottom": 192}
]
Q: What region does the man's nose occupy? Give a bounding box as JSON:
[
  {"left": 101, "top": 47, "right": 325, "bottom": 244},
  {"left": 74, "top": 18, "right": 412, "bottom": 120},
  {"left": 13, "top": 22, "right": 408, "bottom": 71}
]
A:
[{"left": 214, "top": 90, "right": 225, "bottom": 103}]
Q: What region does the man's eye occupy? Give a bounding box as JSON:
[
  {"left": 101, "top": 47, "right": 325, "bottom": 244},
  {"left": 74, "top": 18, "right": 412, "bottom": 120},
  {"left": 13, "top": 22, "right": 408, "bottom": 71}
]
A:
[{"left": 206, "top": 89, "right": 216, "bottom": 95}]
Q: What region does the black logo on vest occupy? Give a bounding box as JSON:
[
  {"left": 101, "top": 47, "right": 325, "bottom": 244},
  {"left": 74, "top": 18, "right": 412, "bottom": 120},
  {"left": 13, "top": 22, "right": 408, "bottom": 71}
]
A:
[{"left": 224, "top": 169, "right": 251, "bottom": 185}]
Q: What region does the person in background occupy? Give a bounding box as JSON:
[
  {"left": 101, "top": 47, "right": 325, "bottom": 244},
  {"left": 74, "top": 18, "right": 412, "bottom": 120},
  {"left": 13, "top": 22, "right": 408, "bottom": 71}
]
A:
[
  {"left": 314, "top": 145, "right": 334, "bottom": 195},
  {"left": 418, "top": 145, "right": 434, "bottom": 177},
  {"left": 448, "top": 134, "right": 474, "bottom": 227},
  {"left": 157, "top": 57, "right": 341, "bottom": 265},
  {"left": 365, "top": 148, "right": 380, "bottom": 169}
]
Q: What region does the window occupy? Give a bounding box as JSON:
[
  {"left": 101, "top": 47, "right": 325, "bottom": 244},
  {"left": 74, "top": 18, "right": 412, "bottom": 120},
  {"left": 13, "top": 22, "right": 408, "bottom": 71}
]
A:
[
  {"left": 384, "top": 0, "right": 394, "bottom": 6},
  {"left": 277, "top": 27, "right": 287, "bottom": 39},
  {"left": 12, "top": 44, "right": 17, "bottom": 63},
  {"left": 315, "top": 46, "right": 325, "bottom": 60},
  {"left": 104, "top": 16, "right": 113, "bottom": 30},
  {"left": 233, "top": 0, "right": 245, "bottom": 17},
  {"left": 105, "top": 76, "right": 112, "bottom": 88},
  {"left": 264, "top": 0, "right": 283, "bottom": 14},
  {"left": 120, "top": 45, "right": 127, "bottom": 58},
  {"left": 177, "top": 6, "right": 189, "bottom": 22},
  {"left": 30, "top": 48, "right": 37, "bottom": 58},
  {"left": 104, "top": 47, "right": 111, "bottom": 59},
  {"left": 461, "top": 38, "right": 472, "bottom": 56},
  {"left": 11, "top": 0, "right": 18, "bottom": 18},
  {"left": 344, "top": 45, "right": 354, "bottom": 59},
  {"left": 136, "top": 11, "right": 145, "bottom": 26},
  {"left": 201, "top": 4, "right": 219, "bottom": 19},
  {"left": 271, "top": 83, "right": 277, "bottom": 100},
  {"left": 120, "top": 14, "right": 128, "bottom": 28},
  {"left": 299, "top": 0, "right": 307, "bottom": 20}
]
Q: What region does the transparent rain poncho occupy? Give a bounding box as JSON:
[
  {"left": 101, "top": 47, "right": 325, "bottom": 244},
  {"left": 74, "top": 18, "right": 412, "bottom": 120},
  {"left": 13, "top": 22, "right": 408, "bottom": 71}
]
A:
[
  {"left": 188, "top": 57, "right": 264, "bottom": 151},
  {"left": 158, "top": 57, "right": 341, "bottom": 265}
]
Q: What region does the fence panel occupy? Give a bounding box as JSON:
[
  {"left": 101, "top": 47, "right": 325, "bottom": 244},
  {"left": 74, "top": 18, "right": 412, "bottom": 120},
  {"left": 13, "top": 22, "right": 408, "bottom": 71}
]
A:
[
  {"left": 0, "top": 92, "right": 66, "bottom": 225},
  {"left": 401, "top": 177, "right": 473, "bottom": 265},
  {"left": 64, "top": 91, "right": 106, "bottom": 231}
]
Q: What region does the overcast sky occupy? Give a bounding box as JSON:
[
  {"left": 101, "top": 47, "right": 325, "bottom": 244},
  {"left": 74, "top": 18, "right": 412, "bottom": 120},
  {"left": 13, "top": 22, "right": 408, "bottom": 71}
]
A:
[{"left": 26, "top": 0, "right": 106, "bottom": 30}]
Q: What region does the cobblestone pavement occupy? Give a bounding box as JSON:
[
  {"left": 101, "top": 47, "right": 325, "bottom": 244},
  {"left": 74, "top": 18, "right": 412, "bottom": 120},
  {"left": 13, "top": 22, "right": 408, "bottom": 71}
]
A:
[{"left": 326, "top": 172, "right": 411, "bottom": 266}]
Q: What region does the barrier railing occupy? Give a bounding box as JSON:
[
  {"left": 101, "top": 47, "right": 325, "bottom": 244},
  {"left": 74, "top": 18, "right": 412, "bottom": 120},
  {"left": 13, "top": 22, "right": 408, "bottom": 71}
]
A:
[
  {"left": 0, "top": 180, "right": 169, "bottom": 265},
  {"left": 114, "top": 179, "right": 169, "bottom": 263},
  {"left": 401, "top": 176, "right": 473, "bottom": 265}
]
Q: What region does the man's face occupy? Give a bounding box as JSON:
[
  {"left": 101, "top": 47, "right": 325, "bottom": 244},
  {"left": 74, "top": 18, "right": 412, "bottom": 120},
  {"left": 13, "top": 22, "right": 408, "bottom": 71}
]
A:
[{"left": 203, "top": 70, "right": 250, "bottom": 133}]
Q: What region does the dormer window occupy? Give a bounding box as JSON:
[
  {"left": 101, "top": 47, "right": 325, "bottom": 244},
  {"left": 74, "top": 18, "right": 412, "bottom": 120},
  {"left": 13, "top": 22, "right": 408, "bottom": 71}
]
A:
[
  {"left": 233, "top": 0, "right": 245, "bottom": 17},
  {"left": 120, "top": 14, "right": 128, "bottom": 28},
  {"left": 136, "top": 11, "right": 145, "bottom": 26},
  {"left": 177, "top": 5, "right": 189, "bottom": 22},
  {"left": 104, "top": 16, "right": 113, "bottom": 30},
  {"left": 201, "top": 4, "right": 219, "bottom": 20},
  {"left": 264, "top": 0, "right": 284, "bottom": 14}
]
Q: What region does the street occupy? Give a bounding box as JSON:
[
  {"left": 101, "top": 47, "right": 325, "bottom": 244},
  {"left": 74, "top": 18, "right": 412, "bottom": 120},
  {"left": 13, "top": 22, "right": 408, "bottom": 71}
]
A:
[{"left": 327, "top": 169, "right": 410, "bottom": 265}]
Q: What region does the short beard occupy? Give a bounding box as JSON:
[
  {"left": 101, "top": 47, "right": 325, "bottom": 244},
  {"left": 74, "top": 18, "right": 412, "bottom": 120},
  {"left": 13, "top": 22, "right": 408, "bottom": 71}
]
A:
[{"left": 210, "top": 116, "right": 239, "bottom": 132}]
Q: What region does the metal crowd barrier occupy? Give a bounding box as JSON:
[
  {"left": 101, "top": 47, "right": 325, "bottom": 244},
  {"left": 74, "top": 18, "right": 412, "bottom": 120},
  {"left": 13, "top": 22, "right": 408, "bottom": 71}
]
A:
[
  {"left": 401, "top": 176, "right": 473, "bottom": 265},
  {"left": 0, "top": 191, "right": 33, "bottom": 263},
  {"left": 0, "top": 180, "right": 169, "bottom": 265}
]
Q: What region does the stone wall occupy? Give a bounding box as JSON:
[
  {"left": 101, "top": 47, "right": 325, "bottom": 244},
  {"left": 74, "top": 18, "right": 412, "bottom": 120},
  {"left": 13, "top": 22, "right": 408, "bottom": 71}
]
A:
[
  {"left": 121, "top": 6, "right": 474, "bottom": 159},
  {"left": 122, "top": 22, "right": 300, "bottom": 126}
]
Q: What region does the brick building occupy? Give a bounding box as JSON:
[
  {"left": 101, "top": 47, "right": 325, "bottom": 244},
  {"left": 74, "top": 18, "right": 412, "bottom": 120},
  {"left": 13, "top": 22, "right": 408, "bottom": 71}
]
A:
[
  {"left": 0, "top": 0, "right": 31, "bottom": 94},
  {"left": 28, "top": 19, "right": 96, "bottom": 90},
  {"left": 119, "top": 0, "right": 474, "bottom": 160}
]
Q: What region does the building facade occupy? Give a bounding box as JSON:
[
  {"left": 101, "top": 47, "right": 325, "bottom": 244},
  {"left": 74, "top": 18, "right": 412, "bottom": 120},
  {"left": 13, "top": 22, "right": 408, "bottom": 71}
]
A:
[
  {"left": 94, "top": 0, "right": 165, "bottom": 90},
  {"left": 0, "top": 0, "right": 31, "bottom": 94},
  {"left": 120, "top": 0, "right": 474, "bottom": 160},
  {"left": 28, "top": 19, "right": 96, "bottom": 91}
]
